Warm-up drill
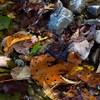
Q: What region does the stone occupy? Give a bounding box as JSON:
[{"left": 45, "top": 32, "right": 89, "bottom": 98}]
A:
[
  {"left": 87, "top": 5, "right": 100, "bottom": 16},
  {"left": 85, "top": 19, "right": 100, "bottom": 26},
  {"left": 69, "top": 0, "right": 86, "bottom": 13},
  {"left": 48, "top": 7, "right": 73, "bottom": 35}
]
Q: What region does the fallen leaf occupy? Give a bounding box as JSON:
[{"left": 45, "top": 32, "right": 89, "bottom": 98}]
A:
[
  {"left": 78, "top": 69, "right": 100, "bottom": 88},
  {"left": 30, "top": 52, "right": 81, "bottom": 86},
  {"left": 30, "top": 53, "right": 65, "bottom": 86},
  {"left": 60, "top": 75, "right": 79, "bottom": 84},
  {"left": 43, "top": 82, "right": 60, "bottom": 100},
  {"left": 2, "top": 31, "right": 38, "bottom": 55},
  {"left": 30, "top": 42, "right": 41, "bottom": 54},
  {"left": 81, "top": 88, "right": 97, "bottom": 100},
  {"left": 11, "top": 66, "right": 30, "bottom": 80},
  {"left": 4, "top": 32, "right": 32, "bottom": 51},
  {"left": 0, "top": 15, "right": 12, "bottom": 30},
  {"left": 0, "top": 56, "right": 10, "bottom": 67}
]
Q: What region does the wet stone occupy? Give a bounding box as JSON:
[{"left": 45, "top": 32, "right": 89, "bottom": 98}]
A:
[
  {"left": 87, "top": 5, "right": 100, "bottom": 17},
  {"left": 48, "top": 7, "right": 73, "bottom": 35},
  {"left": 69, "top": 0, "right": 86, "bottom": 13}
]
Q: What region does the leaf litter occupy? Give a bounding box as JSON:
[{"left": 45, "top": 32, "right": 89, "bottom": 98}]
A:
[{"left": 0, "top": 0, "right": 100, "bottom": 100}]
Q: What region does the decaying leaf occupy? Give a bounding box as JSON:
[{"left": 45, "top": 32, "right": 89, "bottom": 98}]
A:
[
  {"left": 30, "top": 53, "right": 65, "bottom": 86},
  {"left": 30, "top": 52, "right": 81, "bottom": 86},
  {"left": 81, "top": 88, "right": 97, "bottom": 100},
  {"left": 11, "top": 66, "right": 30, "bottom": 80},
  {"left": 43, "top": 82, "right": 60, "bottom": 100},
  {"left": 64, "top": 87, "right": 97, "bottom": 100},
  {"left": 3, "top": 31, "right": 32, "bottom": 51},
  {"left": 0, "top": 56, "right": 10, "bottom": 67},
  {"left": 2, "top": 31, "right": 38, "bottom": 55},
  {"left": 78, "top": 69, "right": 100, "bottom": 88}
]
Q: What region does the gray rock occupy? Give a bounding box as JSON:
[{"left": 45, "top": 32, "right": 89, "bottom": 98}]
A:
[
  {"left": 48, "top": 7, "right": 73, "bottom": 35},
  {"left": 95, "top": 30, "right": 100, "bottom": 44},
  {"left": 87, "top": 5, "right": 100, "bottom": 16},
  {"left": 85, "top": 19, "right": 100, "bottom": 26},
  {"left": 69, "top": 0, "right": 86, "bottom": 13}
]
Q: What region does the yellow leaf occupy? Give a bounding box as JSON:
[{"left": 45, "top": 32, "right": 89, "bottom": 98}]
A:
[
  {"left": 7, "top": 13, "right": 16, "bottom": 19},
  {"left": 38, "top": 36, "right": 48, "bottom": 41},
  {"left": 4, "top": 33, "right": 32, "bottom": 51},
  {"left": 83, "top": 65, "right": 95, "bottom": 71}
]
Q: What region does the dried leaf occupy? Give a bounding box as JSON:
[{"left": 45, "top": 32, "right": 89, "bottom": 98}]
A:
[
  {"left": 30, "top": 52, "right": 81, "bottom": 86},
  {"left": 11, "top": 66, "right": 30, "bottom": 80},
  {"left": 81, "top": 88, "right": 97, "bottom": 100},
  {"left": 43, "top": 82, "right": 60, "bottom": 100},
  {"left": 30, "top": 53, "right": 65, "bottom": 86},
  {"left": 60, "top": 75, "right": 79, "bottom": 84},
  {"left": 0, "top": 56, "right": 10, "bottom": 67},
  {"left": 4, "top": 33, "right": 32, "bottom": 51},
  {"left": 2, "top": 31, "right": 38, "bottom": 55}
]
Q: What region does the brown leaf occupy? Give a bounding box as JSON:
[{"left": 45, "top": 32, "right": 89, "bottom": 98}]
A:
[
  {"left": 30, "top": 52, "right": 81, "bottom": 86},
  {"left": 30, "top": 53, "right": 65, "bottom": 86}
]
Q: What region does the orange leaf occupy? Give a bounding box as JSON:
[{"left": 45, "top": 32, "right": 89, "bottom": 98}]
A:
[
  {"left": 30, "top": 52, "right": 81, "bottom": 86},
  {"left": 30, "top": 54, "right": 66, "bottom": 86}
]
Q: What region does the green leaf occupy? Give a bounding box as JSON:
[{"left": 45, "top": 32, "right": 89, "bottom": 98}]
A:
[
  {"left": 30, "top": 42, "right": 41, "bottom": 54},
  {"left": 0, "top": 15, "right": 12, "bottom": 30}
]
